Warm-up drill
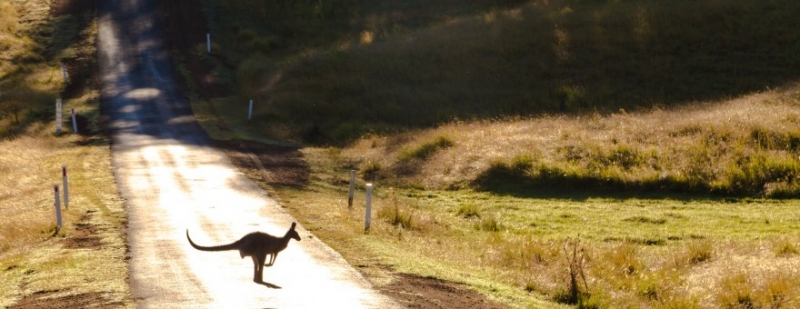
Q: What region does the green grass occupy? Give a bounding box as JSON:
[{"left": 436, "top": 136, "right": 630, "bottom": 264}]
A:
[{"left": 273, "top": 156, "right": 800, "bottom": 307}]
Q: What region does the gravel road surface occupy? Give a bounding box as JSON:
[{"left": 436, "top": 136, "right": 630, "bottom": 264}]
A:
[{"left": 97, "top": 1, "right": 400, "bottom": 307}]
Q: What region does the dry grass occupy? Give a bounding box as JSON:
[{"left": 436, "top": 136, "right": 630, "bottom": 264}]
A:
[
  {"left": 0, "top": 116, "right": 130, "bottom": 308},
  {"left": 0, "top": 0, "right": 131, "bottom": 306},
  {"left": 343, "top": 86, "right": 800, "bottom": 196}
]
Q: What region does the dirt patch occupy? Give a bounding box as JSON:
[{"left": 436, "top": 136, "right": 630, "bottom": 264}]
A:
[
  {"left": 380, "top": 273, "right": 510, "bottom": 309},
  {"left": 61, "top": 214, "right": 103, "bottom": 249},
  {"left": 213, "top": 140, "right": 310, "bottom": 188},
  {"left": 9, "top": 291, "right": 122, "bottom": 309}
]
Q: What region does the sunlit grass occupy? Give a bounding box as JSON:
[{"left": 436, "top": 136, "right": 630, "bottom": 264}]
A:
[
  {"left": 343, "top": 88, "right": 800, "bottom": 196},
  {"left": 261, "top": 90, "right": 800, "bottom": 307},
  {"left": 276, "top": 171, "right": 800, "bottom": 307}
]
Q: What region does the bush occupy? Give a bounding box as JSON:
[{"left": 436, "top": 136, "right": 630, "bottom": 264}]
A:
[
  {"left": 456, "top": 204, "right": 481, "bottom": 219},
  {"left": 398, "top": 136, "right": 454, "bottom": 161},
  {"left": 475, "top": 215, "right": 501, "bottom": 232}
]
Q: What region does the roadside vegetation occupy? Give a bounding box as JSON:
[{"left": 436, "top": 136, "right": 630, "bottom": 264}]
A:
[
  {"left": 171, "top": 0, "right": 800, "bottom": 307},
  {"left": 0, "top": 1, "right": 130, "bottom": 307}
]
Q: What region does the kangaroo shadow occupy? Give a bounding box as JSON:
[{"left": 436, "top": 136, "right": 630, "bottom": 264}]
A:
[{"left": 256, "top": 281, "right": 282, "bottom": 289}]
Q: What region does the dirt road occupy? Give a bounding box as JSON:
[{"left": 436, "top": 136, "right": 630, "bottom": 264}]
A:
[{"left": 97, "top": 1, "right": 400, "bottom": 307}]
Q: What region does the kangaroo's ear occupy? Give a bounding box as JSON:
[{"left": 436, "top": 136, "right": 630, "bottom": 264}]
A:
[{"left": 290, "top": 222, "right": 296, "bottom": 230}]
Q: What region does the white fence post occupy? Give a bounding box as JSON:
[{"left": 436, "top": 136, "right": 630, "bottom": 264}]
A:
[
  {"left": 207, "top": 33, "right": 211, "bottom": 54},
  {"left": 61, "top": 62, "right": 68, "bottom": 83},
  {"left": 62, "top": 166, "right": 69, "bottom": 209},
  {"left": 55, "top": 99, "right": 62, "bottom": 135},
  {"left": 348, "top": 170, "right": 355, "bottom": 207},
  {"left": 248, "top": 99, "right": 253, "bottom": 121},
  {"left": 365, "top": 183, "right": 373, "bottom": 231},
  {"left": 54, "top": 185, "right": 62, "bottom": 231},
  {"left": 71, "top": 108, "right": 78, "bottom": 134}
]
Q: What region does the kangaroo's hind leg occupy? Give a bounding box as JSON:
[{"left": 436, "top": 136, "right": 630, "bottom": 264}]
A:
[
  {"left": 253, "top": 253, "right": 282, "bottom": 289},
  {"left": 251, "top": 255, "right": 264, "bottom": 283}
]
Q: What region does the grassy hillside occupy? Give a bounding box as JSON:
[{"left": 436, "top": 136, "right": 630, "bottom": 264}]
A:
[
  {"left": 184, "top": 0, "right": 800, "bottom": 196},
  {"left": 171, "top": 0, "right": 800, "bottom": 307},
  {"left": 208, "top": 0, "right": 800, "bottom": 143},
  {"left": 0, "top": 1, "right": 131, "bottom": 307}
]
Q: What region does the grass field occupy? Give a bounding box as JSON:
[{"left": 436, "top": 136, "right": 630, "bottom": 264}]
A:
[
  {"left": 171, "top": 0, "right": 800, "bottom": 307},
  {"left": 0, "top": 1, "right": 130, "bottom": 307},
  {"left": 3, "top": 0, "right": 796, "bottom": 307}
]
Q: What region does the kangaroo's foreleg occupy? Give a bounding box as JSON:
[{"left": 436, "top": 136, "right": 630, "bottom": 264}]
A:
[{"left": 265, "top": 252, "right": 278, "bottom": 266}]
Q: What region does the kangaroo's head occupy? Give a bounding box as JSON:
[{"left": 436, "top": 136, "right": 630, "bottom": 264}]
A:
[{"left": 287, "top": 222, "right": 301, "bottom": 241}]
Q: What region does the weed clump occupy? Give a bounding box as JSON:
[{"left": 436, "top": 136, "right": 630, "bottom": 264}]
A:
[
  {"left": 554, "top": 238, "right": 592, "bottom": 306},
  {"left": 474, "top": 216, "right": 501, "bottom": 232},
  {"left": 456, "top": 204, "right": 481, "bottom": 219},
  {"left": 398, "top": 136, "right": 454, "bottom": 161}
]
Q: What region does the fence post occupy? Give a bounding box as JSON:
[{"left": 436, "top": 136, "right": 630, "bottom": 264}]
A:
[
  {"left": 55, "top": 99, "right": 62, "bottom": 135},
  {"left": 365, "top": 183, "right": 373, "bottom": 231},
  {"left": 348, "top": 170, "right": 355, "bottom": 207},
  {"left": 54, "top": 185, "right": 62, "bottom": 231},
  {"left": 61, "top": 62, "right": 68, "bottom": 83},
  {"left": 62, "top": 166, "right": 69, "bottom": 209},
  {"left": 248, "top": 99, "right": 253, "bottom": 121},
  {"left": 207, "top": 33, "right": 211, "bottom": 54},
  {"left": 71, "top": 108, "right": 78, "bottom": 134}
]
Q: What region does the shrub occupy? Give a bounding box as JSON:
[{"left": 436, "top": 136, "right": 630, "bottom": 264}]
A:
[
  {"left": 475, "top": 215, "right": 501, "bottom": 232},
  {"left": 773, "top": 237, "right": 799, "bottom": 256},
  {"left": 398, "top": 135, "right": 454, "bottom": 161},
  {"left": 378, "top": 192, "right": 414, "bottom": 230},
  {"left": 361, "top": 161, "right": 381, "bottom": 181},
  {"left": 456, "top": 204, "right": 481, "bottom": 219},
  {"left": 554, "top": 238, "right": 591, "bottom": 306},
  {"left": 686, "top": 240, "right": 714, "bottom": 265}
]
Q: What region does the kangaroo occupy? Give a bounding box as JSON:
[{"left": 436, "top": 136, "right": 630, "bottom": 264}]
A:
[{"left": 186, "top": 222, "right": 301, "bottom": 288}]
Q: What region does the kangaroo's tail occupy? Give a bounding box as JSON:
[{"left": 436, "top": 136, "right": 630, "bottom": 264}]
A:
[{"left": 186, "top": 230, "right": 240, "bottom": 252}]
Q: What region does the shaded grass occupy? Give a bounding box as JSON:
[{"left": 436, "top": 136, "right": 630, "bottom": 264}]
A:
[{"left": 228, "top": 0, "right": 800, "bottom": 143}]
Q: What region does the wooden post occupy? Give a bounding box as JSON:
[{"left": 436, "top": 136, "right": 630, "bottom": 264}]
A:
[
  {"left": 54, "top": 185, "right": 62, "bottom": 231},
  {"left": 207, "top": 33, "right": 211, "bottom": 54},
  {"left": 62, "top": 166, "right": 69, "bottom": 209},
  {"left": 71, "top": 108, "right": 78, "bottom": 134},
  {"left": 365, "top": 183, "right": 373, "bottom": 231},
  {"left": 348, "top": 170, "right": 355, "bottom": 207},
  {"left": 248, "top": 99, "right": 253, "bottom": 121},
  {"left": 55, "top": 99, "right": 62, "bottom": 135},
  {"left": 61, "top": 62, "right": 68, "bottom": 83}
]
